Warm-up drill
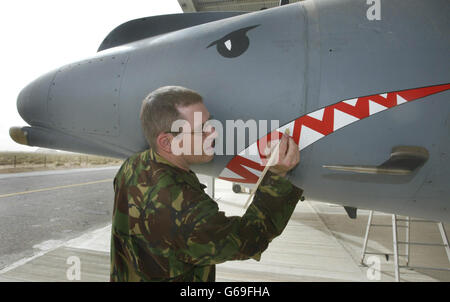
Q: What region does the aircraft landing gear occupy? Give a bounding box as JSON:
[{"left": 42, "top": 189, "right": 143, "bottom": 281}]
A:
[{"left": 232, "top": 183, "right": 242, "bottom": 193}]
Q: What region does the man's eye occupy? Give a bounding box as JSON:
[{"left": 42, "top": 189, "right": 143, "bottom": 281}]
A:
[{"left": 207, "top": 25, "right": 259, "bottom": 58}]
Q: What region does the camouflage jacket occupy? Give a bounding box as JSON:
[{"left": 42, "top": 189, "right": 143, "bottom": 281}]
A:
[{"left": 110, "top": 149, "right": 303, "bottom": 282}]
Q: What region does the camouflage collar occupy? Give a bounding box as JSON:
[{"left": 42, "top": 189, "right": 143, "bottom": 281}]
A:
[
  {"left": 148, "top": 148, "right": 178, "bottom": 169},
  {"left": 147, "top": 149, "right": 205, "bottom": 191}
]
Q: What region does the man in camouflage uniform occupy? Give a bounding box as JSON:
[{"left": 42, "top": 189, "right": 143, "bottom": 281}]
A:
[{"left": 110, "top": 86, "right": 303, "bottom": 282}]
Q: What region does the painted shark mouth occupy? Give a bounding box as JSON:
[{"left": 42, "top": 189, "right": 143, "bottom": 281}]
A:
[{"left": 219, "top": 83, "right": 450, "bottom": 184}]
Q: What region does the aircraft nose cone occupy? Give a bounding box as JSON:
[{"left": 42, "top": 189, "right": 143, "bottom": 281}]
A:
[
  {"left": 17, "top": 70, "right": 56, "bottom": 126},
  {"left": 17, "top": 82, "right": 34, "bottom": 123}
]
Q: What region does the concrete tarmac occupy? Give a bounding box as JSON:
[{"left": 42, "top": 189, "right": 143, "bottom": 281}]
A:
[
  {"left": 0, "top": 167, "right": 118, "bottom": 270},
  {"left": 0, "top": 171, "right": 449, "bottom": 282}
]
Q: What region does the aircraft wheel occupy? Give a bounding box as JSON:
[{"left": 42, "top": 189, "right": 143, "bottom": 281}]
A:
[{"left": 232, "top": 183, "right": 242, "bottom": 193}]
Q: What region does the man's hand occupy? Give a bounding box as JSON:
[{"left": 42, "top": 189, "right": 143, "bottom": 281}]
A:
[{"left": 267, "top": 134, "right": 300, "bottom": 177}]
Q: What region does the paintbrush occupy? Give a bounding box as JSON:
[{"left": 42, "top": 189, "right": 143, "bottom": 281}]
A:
[{"left": 243, "top": 128, "right": 290, "bottom": 209}]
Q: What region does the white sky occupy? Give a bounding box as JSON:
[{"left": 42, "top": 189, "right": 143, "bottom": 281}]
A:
[{"left": 0, "top": 0, "right": 182, "bottom": 151}]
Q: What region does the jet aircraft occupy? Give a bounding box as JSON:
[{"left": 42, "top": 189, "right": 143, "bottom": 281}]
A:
[{"left": 10, "top": 0, "right": 450, "bottom": 222}]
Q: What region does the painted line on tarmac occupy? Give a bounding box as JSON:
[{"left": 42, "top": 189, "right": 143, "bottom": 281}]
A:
[
  {"left": 0, "top": 166, "right": 120, "bottom": 179},
  {"left": 0, "top": 179, "right": 113, "bottom": 199}
]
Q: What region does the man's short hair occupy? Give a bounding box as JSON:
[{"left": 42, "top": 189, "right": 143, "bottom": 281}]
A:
[{"left": 140, "top": 86, "right": 203, "bottom": 150}]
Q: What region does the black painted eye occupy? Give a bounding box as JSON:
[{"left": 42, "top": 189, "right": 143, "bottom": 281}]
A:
[{"left": 207, "top": 25, "right": 260, "bottom": 58}]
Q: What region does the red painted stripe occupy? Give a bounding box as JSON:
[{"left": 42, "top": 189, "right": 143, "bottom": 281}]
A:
[
  {"left": 257, "top": 131, "right": 283, "bottom": 159},
  {"left": 397, "top": 83, "right": 450, "bottom": 101},
  {"left": 292, "top": 118, "right": 302, "bottom": 144},
  {"left": 220, "top": 155, "right": 264, "bottom": 183},
  {"left": 363, "top": 93, "right": 397, "bottom": 108},
  {"left": 332, "top": 99, "right": 370, "bottom": 119},
  {"left": 297, "top": 107, "right": 335, "bottom": 136}
]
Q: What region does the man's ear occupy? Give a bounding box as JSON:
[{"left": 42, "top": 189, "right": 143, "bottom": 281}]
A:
[{"left": 156, "top": 133, "right": 173, "bottom": 153}]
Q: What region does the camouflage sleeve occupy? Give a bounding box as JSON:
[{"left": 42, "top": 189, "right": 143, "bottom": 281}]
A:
[{"left": 175, "top": 171, "right": 303, "bottom": 266}]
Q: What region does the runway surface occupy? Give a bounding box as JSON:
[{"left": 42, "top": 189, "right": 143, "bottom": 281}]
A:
[
  {"left": 0, "top": 167, "right": 118, "bottom": 270},
  {"left": 0, "top": 168, "right": 449, "bottom": 282}
]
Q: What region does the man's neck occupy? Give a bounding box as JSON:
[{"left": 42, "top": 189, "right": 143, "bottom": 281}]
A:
[{"left": 156, "top": 149, "right": 190, "bottom": 172}]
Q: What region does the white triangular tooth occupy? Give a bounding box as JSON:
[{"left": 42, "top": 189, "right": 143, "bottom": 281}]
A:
[
  {"left": 380, "top": 93, "right": 388, "bottom": 98},
  {"left": 333, "top": 109, "right": 360, "bottom": 131},
  {"left": 246, "top": 167, "right": 263, "bottom": 177},
  {"left": 276, "top": 122, "right": 294, "bottom": 137},
  {"left": 239, "top": 144, "right": 254, "bottom": 157},
  {"left": 369, "top": 100, "right": 388, "bottom": 115},
  {"left": 343, "top": 98, "right": 358, "bottom": 106},
  {"left": 219, "top": 168, "right": 245, "bottom": 180},
  {"left": 249, "top": 143, "right": 261, "bottom": 159},
  {"left": 396, "top": 94, "right": 408, "bottom": 105},
  {"left": 239, "top": 143, "right": 263, "bottom": 164},
  {"left": 307, "top": 108, "right": 325, "bottom": 121},
  {"left": 299, "top": 125, "right": 325, "bottom": 150}
]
